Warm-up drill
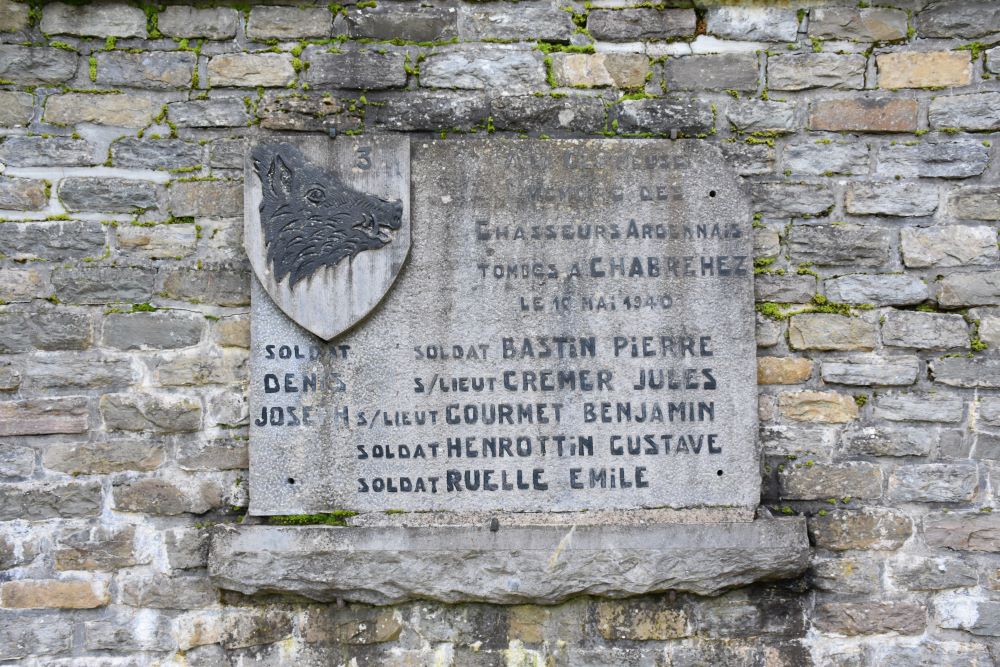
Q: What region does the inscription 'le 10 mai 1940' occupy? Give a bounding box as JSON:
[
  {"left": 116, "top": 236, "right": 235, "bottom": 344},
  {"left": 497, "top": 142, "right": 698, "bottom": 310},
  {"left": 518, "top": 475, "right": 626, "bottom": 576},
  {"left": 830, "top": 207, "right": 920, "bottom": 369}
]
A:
[{"left": 246, "top": 138, "right": 757, "bottom": 517}]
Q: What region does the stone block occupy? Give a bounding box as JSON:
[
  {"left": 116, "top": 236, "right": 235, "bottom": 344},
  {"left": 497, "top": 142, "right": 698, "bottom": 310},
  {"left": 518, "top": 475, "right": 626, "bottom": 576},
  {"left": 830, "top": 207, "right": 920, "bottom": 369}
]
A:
[
  {"left": 59, "top": 177, "right": 160, "bottom": 213},
  {"left": 824, "top": 274, "right": 928, "bottom": 306},
  {"left": 169, "top": 179, "right": 241, "bottom": 218},
  {"left": 917, "top": 2, "right": 1000, "bottom": 38},
  {"left": 0, "top": 613, "right": 74, "bottom": 660},
  {"left": 119, "top": 572, "right": 219, "bottom": 608},
  {"left": 215, "top": 316, "right": 250, "bottom": 348},
  {"left": 751, "top": 182, "right": 834, "bottom": 217},
  {"left": 846, "top": 181, "right": 938, "bottom": 217},
  {"left": 878, "top": 51, "right": 971, "bottom": 89},
  {"left": 902, "top": 225, "right": 997, "bottom": 268},
  {"left": 300, "top": 605, "right": 404, "bottom": 644},
  {"left": 755, "top": 274, "right": 815, "bottom": 303},
  {"left": 810, "top": 96, "right": 918, "bottom": 133},
  {"left": 1, "top": 579, "right": 109, "bottom": 609},
  {"left": 778, "top": 390, "right": 859, "bottom": 423},
  {"left": 368, "top": 91, "right": 488, "bottom": 132},
  {"left": 808, "top": 508, "right": 911, "bottom": 551},
  {"left": 757, "top": 357, "right": 812, "bottom": 385},
  {"left": 782, "top": 140, "right": 868, "bottom": 176},
  {"left": 45, "top": 92, "right": 157, "bottom": 128},
  {"left": 208, "top": 520, "right": 810, "bottom": 604},
  {"left": 0, "top": 220, "right": 106, "bottom": 261},
  {"left": 459, "top": 6, "right": 573, "bottom": 42},
  {"left": 43, "top": 440, "right": 164, "bottom": 475},
  {"left": 929, "top": 93, "right": 1000, "bottom": 131},
  {"left": 874, "top": 393, "right": 964, "bottom": 423},
  {"left": 950, "top": 187, "right": 1000, "bottom": 220},
  {"left": 0, "top": 268, "right": 49, "bottom": 302},
  {"left": 587, "top": 8, "right": 695, "bottom": 41},
  {"left": 102, "top": 311, "right": 204, "bottom": 351},
  {"left": 617, "top": 97, "right": 715, "bottom": 135},
  {"left": 0, "top": 397, "right": 88, "bottom": 436},
  {"left": 814, "top": 602, "right": 925, "bottom": 636},
  {"left": 877, "top": 139, "right": 988, "bottom": 178},
  {"left": 158, "top": 6, "right": 238, "bottom": 39},
  {"left": 162, "top": 266, "right": 249, "bottom": 307},
  {"left": 347, "top": 7, "right": 457, "bottom": 42},
  {"left": 664, "top": 53, "right": 759, "bottom": 91},
  {"left": 0, "top": 0, "right": 28, "bottom": 31},
  {"left": 208, "top": 53, "right": 295, "bottom": 88},
  {"left": 101, "top": 392, "right": 201, "bottom": 433},
  {"left": 874, "top": 642, "right": 993, "bottom": 667},
  {"left": 109, "top": 138, "right": 203, "bottom": 170},
  {"left": 757, "top": 312, "right": 784, "bottom": 348},
  {"left": 258, "top": 91, "right": 362, "bottom": 133},
  {"left": 726, "top": 100, "right": 797, "bottom": 133},
  {"left": 41, "top": 2, "right": 145, "bottom": 37},
  {"left": 706, "top": 7, "right": 799, "bottom": 42},
  {"left": 0, "top": 136, "right": 95, "bottom": 166},
  {"left": 113, "top": 477, "right": 221, "bottom": 516},
  {"left": 932, "top": 358, "right": 1000, "bottom": 388},
  {"left": 821, "top": 357, "right": 919, "bottom": 386},
  {"left": 0, "top": 443, "right": 33, "bottom": 479},
  {"left": 841, "top": 426, "right": 934, "bottom": 457},
  {"left": 119, "top": 223, "right": 197, "bottom": 260},
  {"left": 83, "top": 610, "right": 173, "bottom": 651},
  {"left": 0, "top": 309, "right": 92, "bottom": 353},
  {"left": 760, "top": 424, "right": 837, "bottom": 457},
  {"left": 888, "top": 464, "right": 978, "bottom": 503},
  {"left": 177, "top": 437, "right": 248, "bottom": 471},
  {"left": 0, "top": 480, "right": 101, "bottom": 520},
  {"left": 924, "top": 513, "right": 1000, "bottom": 551},
  {"left": 809, "top": 7, "right": 908, "bottom": 42},
  {"left": 754, "top": 226, "right": 781, "bottom": 258},
  {"left": 151, "top": 349, "right": 245, "bottom": 387},
  {"left": 51, "top": 266, "right": 155, "bottom": 305},
  {"left": 891, "top": 556, "right": 978, "bottom": 591},
  {"left": 937, "top": 596, "right": 1000, "bottom": 637},
  {"left": 165, "top": 527, "right": 210, "bottom": 570},
  {"left": 97, "top": 50, "right": 196, "bottom": 90},
  {"left": 247, "top": 6, "right": 332, "bottom": 40},
  {"left": 810, "top": 555, "right": 881, "bottom": 594},
  {"left": 303, "top": 46, "right": 408, "bottom": 90},
  {"left": 938, "top": 271, "right": 1000, "bottom": 307},
  {"left": 489, "top": 94, "right": 606, "bottom": 134},
  {"left": 768, "top": 54, "right": 865, "bottom": 91},
  {"left": 54, "top": 526, "right": 139, "bottom": 571},
  {"left": 788, "top": 314, "right": 876, "bottom": 351},
  {"left": 0, "top": 91, "right": 33, "bottom": 127},
  {"left": 882, "top": 310, "right": 969, "bottom": 350},
  {"left": 168, "top": 98, "right": 250, "bottom": 127},
  {"left": 25, "top": 353, "right": 134, "bottom": 391},
  {"left": 779, "top": 462, "right": 882, "bottom": 500},
  {"left": 990, "top": 46, "right": 1000, "bottom": 75},
  {"left": 550, "top": 53, "right": 649, "bottom": 89},
  {"left": 0, "top": 364, "right": 20, "bottom": 393},
  {"left": 0, "top": 45, "right": 77, "bottom": 85},
  {"left": 420, "top": 45, "right": 544, "bottom": 93},
  {"left": 0, "top": 177, "right": 46, "bottom": 210},
  {"left": 594, "top": 599, "right": 687, "bottom": 640}
]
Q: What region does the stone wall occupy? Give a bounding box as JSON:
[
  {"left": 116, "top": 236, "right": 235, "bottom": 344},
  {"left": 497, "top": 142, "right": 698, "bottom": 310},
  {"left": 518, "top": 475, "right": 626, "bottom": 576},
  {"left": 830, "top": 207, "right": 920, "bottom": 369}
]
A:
[{"left": 1, "top": 0, "right": 999, "bottom": 664}]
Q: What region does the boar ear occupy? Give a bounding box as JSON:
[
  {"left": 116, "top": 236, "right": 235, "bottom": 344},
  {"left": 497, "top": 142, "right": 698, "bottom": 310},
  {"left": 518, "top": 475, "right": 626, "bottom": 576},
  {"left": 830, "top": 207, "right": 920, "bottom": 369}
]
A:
[{"left": 268, "top": 153, "right": 293, "bottom": 199}]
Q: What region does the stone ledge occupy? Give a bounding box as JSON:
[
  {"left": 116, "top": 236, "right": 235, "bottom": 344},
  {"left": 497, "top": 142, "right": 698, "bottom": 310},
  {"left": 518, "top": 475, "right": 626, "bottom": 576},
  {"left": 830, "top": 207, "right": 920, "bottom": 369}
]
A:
[{"left": 208, "top": 518, "right": 809, "bottom": 605}]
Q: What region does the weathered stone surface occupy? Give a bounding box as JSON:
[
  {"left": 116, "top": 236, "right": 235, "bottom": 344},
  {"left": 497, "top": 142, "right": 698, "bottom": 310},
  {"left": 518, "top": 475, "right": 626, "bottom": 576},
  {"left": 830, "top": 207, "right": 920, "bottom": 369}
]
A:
[
  {"left": 888, "top": 464, "right": 978, "bottom": 503},
  {"left": 0, "top": 267, "right": 48, "bottom": 303},
  {"left": 752, "top": 182, "right": 834, "bottom": 217},
  {"left": 779, "top": 390, "right": 859, "bottom": 423},
  {"left": 0, "top": 364, "right": 21, "bottom": 392},
  {"left": 706, "top": 7, "right": 798, "bottom": 42},
  {"left": 0, "top": 309, "right": 92, "bottom": 353},
  {"left": 1, "top": 579, "right": 109, "bottom": 609},
  {"left": 158, "top": 6, "right": 238, "bottom": 39},
  {"left": 25, "top": 353, "right": 134, "bottom": 391},
  {"left": 810, "top": 555, "right": 881, "bottom": 594},
  {"left": 210, "top": 520, "right": 809, "bottom": 604},
  {"left": 809, "top": 7, "right": 908, "bottom": 41},
  {"left": 878, "top": 139, "right": 988, "bottom": 178},
  {"left": 59, "top": 177, "right": 160, "bottom": 213},
  {"left": 938, "top": 271, "right": 1000, "bottom": 307},
  {"left": 215, "top": 316, "right": 249, "bottom": 348},
  {"left": 0, "top": 480, "right": 101, "bottom": 520},
  {"left": 814, "top": 601, "right": 926, "bottom": 636},
  {"left": 757, "top": 357, "right": 812, "bottom": 385},
  {"left": 810, "top": 96, "right": 918, "bottom": 133},
  {"left": 0, "top": 177, "right": 46, "bottom": 210},
  {"left": 727, "top": 100, "right": 797, "bottom": 133},
  {"left": 757, "top": 312, "right": 784, "bottom": 348},
  {"left": 54, "top": 526, "right": 138, "bottom": 571},
  {"left": 779, "top": 462, "right": 881, "bottom": 500},
  {"left": 97, "top": 51, "right": 196, "bottom": 90},
  {"left": 0, "top": 45, "right": 77, "bottom": 85},
  {"left": 45, "top": 93, "right": 157, "bottom": 128},
  {"left": 846, "top": 181, "right": 938, "bottom": 217},
  {"left": 41, "top": 2, "right": 145, "bottom": 37},
  {"left": 0, "top": 613, "right": 73, "bottom": 661},
  {"left": 825, "top": 274, "right": 928, "bottom": 306},
  {"left": 101, "top": 393, "right": 201, "bottom": 433},
  {"left": 891, "top": 556, "right": 978, "bottom": 590},
  {"left": 420, "top": 45, "right": 544, "bottom": 92},
  {"left": 768, "top": 54, "right": 865, "bottom": 91},
  {"left": 595, "top": 599, "right": 687, "bottom": 640},
  {"left": 782, "top": 140, "right": 867, "bottom": 176},
  {"left": 0, "top": 91, "right": 33, "bottom": 127},
  {"left": 165, "top": 527, "right": 210, "bottom": 570},
  {"left": 0, "top": 397, "right": 88, "bottom": 436},
  {"left": 177, "top": 437, "right": 248, "bottom": 471},
  {"left": 550, "top": 53, "right": 649, "bottom": 89},
  {"left": 459, "top": 6, "right": 573, "bottom": 42},
  {"left": 950, "top": 187, "right": 1000, "bottom": 221},
  {"left": 347, "top": 7, "right": 456, "bottom": 42},
  {"left": 258, "top": 92, "right": 362, "bottom": 133},
  {"left": 902, "top": 225, "right": 998, "bottom": 268},
  {"left": 119, "top": 573, "right": 218, "bottom": 608},
  {"left": 169, "top": 180, "right": 241, "bottom": 218},
  {"left": 874, "top": 641, "right": 993, "bottom": 667},
  {"left": 0, "top": 136, "right": 95, "bottom": 167},
  {"left": 161, "top": 266, "right": 249, "bottom": 307},
  {"left": 367, "top": 91, "right": 487, "bottom": 132},
  {"left": 875, "top": 393, "right": 964, "bottom": 423},
  {"left": 208, "top": 53, "right": 295, "bottom": 88},
  {"left": 83, "top": 610, "right": 173, "bottom": 652},
  {"left": 168, "top": 98, "right": 250, "bottom": 128},
  {"left": 882, "top": 311, "right": 969, "bottom": 350},
  {"left": 664, "top": 53, "right": 759, "bottom": 91},
  {"left": 841, "top": 426, "right": 934, "bottom": 458},
  {"left": 929, "top": 93, "right": 1000, "bottom": 132},
  {"left": 151, "top": 349, "right": 245, "bottom": 387},
  {"left": 989, "top": 46, "right": 1000, "bottom": 75},
  {"left": 937, "top": 596, "right": 1000, "bottom": 637},
  {"left": 0, "top": 0, "right": 28, "bottom": 32},
  {"left": 755, "top": 274, "right": 814, "bottom": 303},
  {"left": 760, "top": 424, "right": 837, "bottom": 457},
  {"left": 821, "top": 357, "right": 919, "bottom": 386},
  {"left": 789, "top": 314, "right": 876, "bottom": 351},
  {"left": 924, "top": 513, "right": 1000, "bottom": 551},
  {"left": 917, "top": 2, "right": 1000, "bottom": 38},
  {"left": 808, "top": 508, "right": 911, "bottom": 551},
  {"left": 878, "top": 51, "right": 971, "bottom": 89},
  {"left": 113, "top": 477, "right": 221, "bottom": 516},
  {"left": 0, "top": 443, "right": 33, "bottom": 479},
  {"left": 119, "top": 223, "right": 197, "bottom": 259},
  {"left": 303, "top": 46, "right": 407, "bottom": 90},
  {"left": 43, "top": 440, "right": 163, "bottom": 475},
  {"left": 587, "top": 8, "right": 695, "bottom": 40},
  {"left": 932, "top": 358, "right": 1000, "bottom": 388},
  {"left": 617, "top": 98, "right": 715, "bottom": 135},
  {"left": 0, "top": 220, "right": 106, "bottom": 261},
  {"left": 247, "top": 6, "right": 332, "bottom": 40},
  {"left": 102, "top": 311, "right": 203, "bottom": 351},
  {"left": 299, "top": 605, "right": 404, "bottom": 644},
  {"left": 489, "top": 94, "right": 605, "bottom": 134},
  {"left": 51, "top": 266, "right": 155, "bottom": 305}
]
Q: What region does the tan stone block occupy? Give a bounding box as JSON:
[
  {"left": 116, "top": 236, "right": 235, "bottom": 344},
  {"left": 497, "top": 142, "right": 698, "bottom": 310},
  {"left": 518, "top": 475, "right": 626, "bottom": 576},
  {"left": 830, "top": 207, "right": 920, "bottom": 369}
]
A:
[
  {"left": 779, "top": 390, "right": 858, "bottom": 423},
  {"left": 595, "top": 599, "right": 687, "bottom": 640},
  {"left": 44, "top": 93, "right": 157, "bottom": 128},
  {"left": 810, "top": 97, "right": 917, "bottom": 132},
  {"left": 789, "top": 314, "right": 876, "bottom": 352},
  {"left": 0, "top": 0, "right": 29, "bottom": 31},
  {"left": 878, "top": 51, "right": 971, "bottom": 89},
  {"left": 509, "top": 606, "right": 546, "bottom": 643},
  {"left": 215, "top": 316, "right": 250, "bottom": 348},
  {"left": 550, "top": 53, "right": 649, "bottom": 89},
  {"left": 757, "top": 356, "right": 812, "bottom": 384},
  {"left": 207, "top": 53, "right": 296, "bottom": 88},
  {"left": 1, "top": 579, "right": 109, "bottom": 608}
]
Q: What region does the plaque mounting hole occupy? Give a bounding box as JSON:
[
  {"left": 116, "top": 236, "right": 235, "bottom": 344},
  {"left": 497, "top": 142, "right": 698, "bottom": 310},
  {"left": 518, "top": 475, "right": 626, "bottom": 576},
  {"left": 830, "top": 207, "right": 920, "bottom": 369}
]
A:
[
  {"left": 716, "top": 470, "right": 724, "bottom": 476},
  {"left": 709, "top": 190, "right": 717, "bottom": 198},
  {"left": 287, "top": 477, "right": 296, "bottom": 485}
]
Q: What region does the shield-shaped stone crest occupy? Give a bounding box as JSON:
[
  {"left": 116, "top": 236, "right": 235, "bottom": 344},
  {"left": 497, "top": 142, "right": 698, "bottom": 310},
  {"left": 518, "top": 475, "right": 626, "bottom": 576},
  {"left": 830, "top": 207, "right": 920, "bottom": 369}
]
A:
[{"left": 244, "top": 135, "right": 410, "bottom": 341}]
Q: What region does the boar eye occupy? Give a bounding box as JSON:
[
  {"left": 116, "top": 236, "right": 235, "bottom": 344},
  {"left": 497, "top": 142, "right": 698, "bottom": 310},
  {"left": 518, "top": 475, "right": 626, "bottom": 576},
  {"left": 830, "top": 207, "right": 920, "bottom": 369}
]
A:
[{"left": 305, "top": 186, "right": 325, "bottom": 204}]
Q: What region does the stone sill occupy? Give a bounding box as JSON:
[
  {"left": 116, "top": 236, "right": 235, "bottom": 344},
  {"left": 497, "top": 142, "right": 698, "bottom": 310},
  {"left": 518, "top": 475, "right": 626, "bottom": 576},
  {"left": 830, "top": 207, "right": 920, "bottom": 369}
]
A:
[{"left": 208, "top": 518, "right": 809, "bottom": 605}]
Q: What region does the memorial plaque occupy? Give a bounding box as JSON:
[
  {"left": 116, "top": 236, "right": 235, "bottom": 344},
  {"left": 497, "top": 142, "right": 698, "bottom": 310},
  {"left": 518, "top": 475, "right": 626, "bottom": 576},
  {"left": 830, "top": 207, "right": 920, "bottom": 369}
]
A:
[{"left": 247, "top": 137, "right": 757, "bottom": 517}]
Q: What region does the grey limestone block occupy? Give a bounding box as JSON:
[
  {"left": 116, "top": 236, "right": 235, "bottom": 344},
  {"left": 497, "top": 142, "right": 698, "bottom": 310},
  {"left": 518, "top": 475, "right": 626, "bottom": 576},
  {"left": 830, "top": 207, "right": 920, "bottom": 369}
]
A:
[
  {"left": 96, "top": 50, "right": 196, "bottom": 90},
  {"left": 916, "top": 1, "right": 1000, "bottom": 39},
  {"left": 808, "top": 7, "right": 908, "bottom": 42},
  {"left": 929, "top": 92, "right": 1000, "bottom": 132},
  {"left": 767, "top": 54, "right": 866, "bottom": 91},
  {"left": 0, "top": 45, "right": 78, "bottom": 85},
  {"left": 419, "top": 45, "right": 546, "bottom": 93},
  {"left": 0, "top": 220, "right": 106, "bottom": 261},
  {"left": 706, "top": 7, "right": 799, "bottom": 42},
  {"left": 588, "top": 8, "right": 695, "bottom": 41},
  {"left": 40, "top": 2, "right": 147, "bottom": 38},
  {"left": 0, "top": 136, "right": 97, "bottom": 167},
  {"left": 59, "top": 177, "right": 161, "bottom": 214},
  {"left": 368, "top": 91, "right": 489, "bottom": 132},
  {"left": 663, "top": 53, "right": 760, "bottom": 92},
  {"left": 303, "top": 46, "right": 408, "bottom": 90},
  {"left": 824, "top": 274, "right": 928, "bottom": 306},
  {"left": 788, "top": 224, "right": 890, "bottom": 268},
  {"left": 157, "top": 6, "right": 239, "bottom": 40},
  {"left": 346, "top": 7, "right": 457, "bottom": 43},
  {"left": 0, "top": 91, "right": 34, "bottom": 127},
  {"left": 168, "top": 98, "right": 250, "bottom": 128},
  {"left": 617, "top": 97, "right": 715, "bottom": 135},
  {"left": 246, "top": 6, "right": 333, "bottom": 41},
  {"left": 209, "top": 519, "right": 810, "bottom": 605},
  {"left": 876, "top": 139, "right": 989, "bottom": 179},
  {"left": 458, "top": 5, "right": 574, "bottom": 42}
]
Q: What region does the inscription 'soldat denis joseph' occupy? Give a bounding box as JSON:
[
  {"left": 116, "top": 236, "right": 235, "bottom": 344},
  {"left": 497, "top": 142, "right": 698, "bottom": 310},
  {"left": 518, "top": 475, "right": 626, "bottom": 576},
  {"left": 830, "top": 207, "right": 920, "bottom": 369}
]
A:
[{"left": 246, "top": 138, "right": 757, "bottom": 516}]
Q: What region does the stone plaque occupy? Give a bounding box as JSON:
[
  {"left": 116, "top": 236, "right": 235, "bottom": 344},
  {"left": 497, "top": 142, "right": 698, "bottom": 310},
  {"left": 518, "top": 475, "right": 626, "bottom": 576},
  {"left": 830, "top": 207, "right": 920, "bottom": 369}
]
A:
[{"left": 248, "top": 138, "right": 757, "bottom": 517}]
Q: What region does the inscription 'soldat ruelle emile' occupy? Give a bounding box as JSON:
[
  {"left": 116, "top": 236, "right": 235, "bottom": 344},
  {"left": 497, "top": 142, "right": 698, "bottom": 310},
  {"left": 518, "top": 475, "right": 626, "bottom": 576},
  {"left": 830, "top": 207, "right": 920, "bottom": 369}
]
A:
[{"left": 246, "top": 137, "right": 757, "bottom": 518}]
